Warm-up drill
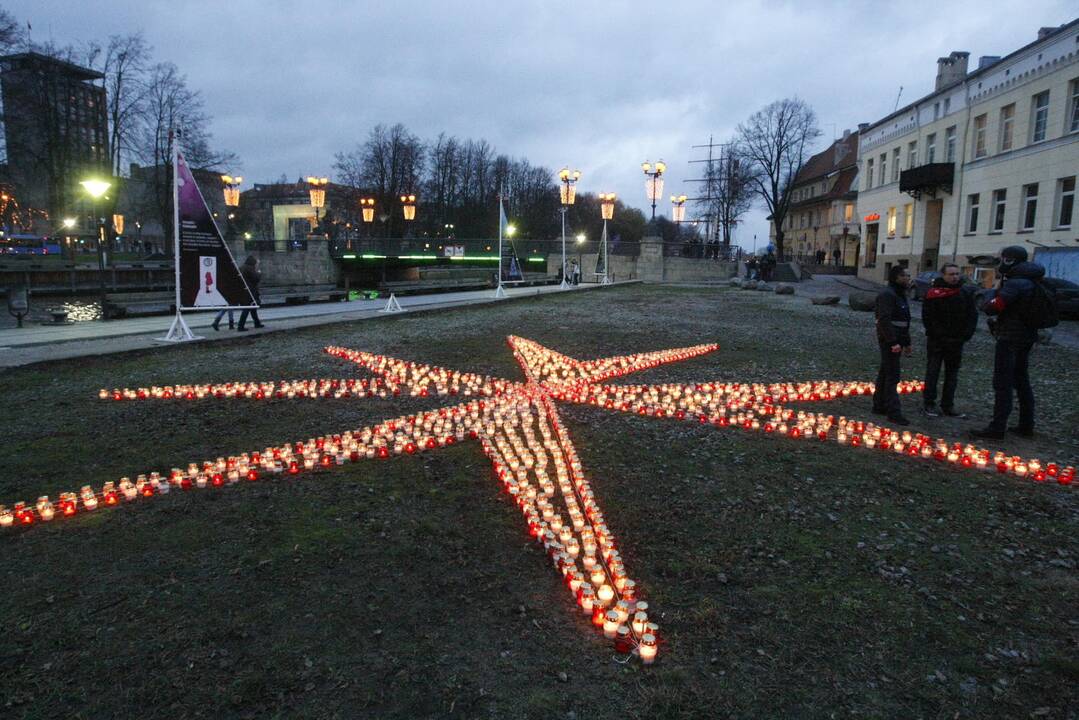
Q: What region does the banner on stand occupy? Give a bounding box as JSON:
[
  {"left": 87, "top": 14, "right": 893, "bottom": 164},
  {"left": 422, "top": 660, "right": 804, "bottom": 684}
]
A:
[{"left": 176, "top": 153, "right": 255, "bottom": 309}]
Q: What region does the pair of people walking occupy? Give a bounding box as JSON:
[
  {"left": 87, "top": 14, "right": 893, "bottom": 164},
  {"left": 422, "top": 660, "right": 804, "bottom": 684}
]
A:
[
  {"left": 211, "top": 256, "right": 265, "bottom": 332},
  {"left": 873, "top": 245, "right": 1053, "bottom": 436}
]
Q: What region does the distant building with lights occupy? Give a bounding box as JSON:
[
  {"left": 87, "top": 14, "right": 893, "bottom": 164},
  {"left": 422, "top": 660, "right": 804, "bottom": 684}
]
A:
[
  {"left": 239, "top": 179, "right": 359, "bottom": 251},
  {"left": 856, "top": 20, "right": 1079, "bottom": 285},
  {"left": 0, "top": 51, "right": 109, "bottom": 223},
  {"left": 771, "top": 130, "right": 861, "bottom": 267}
]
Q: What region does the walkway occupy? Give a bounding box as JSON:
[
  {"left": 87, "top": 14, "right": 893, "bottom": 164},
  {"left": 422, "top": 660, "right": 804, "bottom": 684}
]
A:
[{"left": 0, "top": 281, "right": 635, "bottom": 368}]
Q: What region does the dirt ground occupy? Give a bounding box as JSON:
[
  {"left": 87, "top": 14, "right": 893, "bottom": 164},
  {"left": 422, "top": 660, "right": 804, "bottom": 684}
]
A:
[{"left": 0, "top": 284, "right": 1076, "bottom": 719}]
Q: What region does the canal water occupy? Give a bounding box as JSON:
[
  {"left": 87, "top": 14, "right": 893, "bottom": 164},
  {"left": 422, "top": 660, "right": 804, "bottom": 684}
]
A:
[{"left": 0, "top": 295, "right": 104, "bottom": 329}]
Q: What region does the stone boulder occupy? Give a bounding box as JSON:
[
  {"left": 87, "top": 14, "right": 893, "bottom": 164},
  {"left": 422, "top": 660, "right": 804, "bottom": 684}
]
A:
[
  {"left": 743, "top": 280, "right": 758, "bottom": 290},
  {"left": 729, "top": 277, "right": 744, "bottom": 288},
  {"left": 810, "top": 295, "right": 841, "bottom": 306},
  {"left": 849, "top": 291, "right": 878, "bottom": 312},
  {"left": 774, "top": 283, "right": 795, "bottom": 295},
  {"left": 756, "top": 282, "right": 772, "bottom": 292}
]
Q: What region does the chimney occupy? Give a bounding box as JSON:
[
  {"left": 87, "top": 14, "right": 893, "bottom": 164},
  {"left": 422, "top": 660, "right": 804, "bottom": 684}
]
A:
[
  {"left": 842, "top": 128, "right": 851, "bottom": 140},
  {"left": 1037, "top": 26, "right": 1060, "bottom": 40},
  {"left": 935, "top": 51, "right": 970, "bottom": 90},
  {"left": 978, "top": 55, "right": 1001, "bottom": 70},
  {"left": 857, "top": 122, "right": 869, "bottom": 132}
]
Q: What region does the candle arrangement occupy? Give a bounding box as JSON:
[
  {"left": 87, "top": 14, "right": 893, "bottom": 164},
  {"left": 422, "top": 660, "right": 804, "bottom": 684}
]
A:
[{"left": 2, "top": 336, "right": 1074, "bottom": 666}]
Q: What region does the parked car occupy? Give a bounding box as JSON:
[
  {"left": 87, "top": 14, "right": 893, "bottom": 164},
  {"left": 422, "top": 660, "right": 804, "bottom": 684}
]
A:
[
  {"left": 912, "top": 270, "right": 940, "bottom": 301},
  {"left": 1043, "top": 277, "right": 1079, "bottom": 319}
]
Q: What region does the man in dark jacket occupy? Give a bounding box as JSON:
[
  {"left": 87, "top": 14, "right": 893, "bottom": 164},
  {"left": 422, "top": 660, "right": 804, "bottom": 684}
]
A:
[
  {"left": 922, "top": 264, "right": 978, "bottom": 417},
  {"left": 973, "top": 246, "right": 1045, "bottom": 439},
  {"left": 873, "top": 265, "right": 913, "bottom": 425}
]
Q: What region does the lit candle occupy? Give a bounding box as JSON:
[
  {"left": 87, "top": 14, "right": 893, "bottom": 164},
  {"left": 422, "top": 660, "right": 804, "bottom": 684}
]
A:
[
  {"left": 639, "top": 633, "right": 657, "bottom": 664},
  {"left": 603, "top": 610, "right": 620, "bottom": 639}
]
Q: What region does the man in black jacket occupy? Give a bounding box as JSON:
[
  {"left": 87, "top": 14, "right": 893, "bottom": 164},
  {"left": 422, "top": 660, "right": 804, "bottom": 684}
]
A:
[
  {"left": 972, "top": 246, "right": 1046, "bottom": 439},
  {"left": 922, "top": 264, "right": 978, "bottom": 417},
  {"left": 873, "top": 265, "right": 913, "bottom": 425}
]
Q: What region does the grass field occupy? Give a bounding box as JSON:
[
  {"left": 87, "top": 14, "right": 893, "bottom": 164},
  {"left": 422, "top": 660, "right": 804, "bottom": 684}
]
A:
[{"left": 1, "top": 284, "right": 1076, "bottom": 719}]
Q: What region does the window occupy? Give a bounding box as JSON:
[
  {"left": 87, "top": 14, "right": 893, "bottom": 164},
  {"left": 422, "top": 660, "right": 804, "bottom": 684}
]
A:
[
  {"left": 1057, "top": 177, "right": 1075, "bottom": 228},
  {"left": 971, "top": 117, "right": 986, "bottom": 158},
  {"left": 944, "top": 126, "right": 956, "bottom": 162},
  {"left": 866, "top": 158, "right": 874, "bottom": 189},
  {"left": 999, "top": 104, "right": 1015, "bottom": 151},
  {"left": 933, "top": 102, "right": 940, "bottom": 120},
  {"left": 892, "top": 148, "right": 901, "bottom": 182},
  {"left": 967, "top": 193, "right": 980, "bottom": 233},
  {"left": 992, "top": 189, "right": 1007, "bottom": 231},
  {"left": 907, "top": 141, "right": 917, "bottom": 169},
  {"left": 903, "top": 203, "right": 914, "bottom": 236},
  {"left": 844, "top": 203, "right": 853, "bottom": 222},
  {"left": 925, "top": 133, "right": 936, "bottom": 163},
  {"left": 879, "top": 153, "right": 887, "bottom": 186},
  {"left": 943, "top": 98, "right": 951, "bottom": 114},
  {"left": 1021, "top": 183, "right": 1039, "bottom": 230},
  {"left": 887, "top": 207, "right": 897, "bottom": 237},
  {"left": 1070, "top": 79, "right": 1079, "bottom": 134},
  {"left": 1031, "top": 91, "right": 1050, "bottom": 143}
]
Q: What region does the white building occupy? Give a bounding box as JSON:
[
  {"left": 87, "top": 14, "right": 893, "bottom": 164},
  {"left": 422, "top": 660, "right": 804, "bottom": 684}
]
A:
[{"left": 856, "top": 20, "right": 1079, "bottom": 285}]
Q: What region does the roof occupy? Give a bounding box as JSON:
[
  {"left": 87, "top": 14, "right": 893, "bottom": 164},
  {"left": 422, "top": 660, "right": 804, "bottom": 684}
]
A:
[
  {"left": 793, "top": 133, "right": 859, "bottom": 186},
  {"left": 862, "top": 18, "right": 1079, "bottom": 133},
  {"left": 0, "top": 51, "right": 104, "bottom": 81}
]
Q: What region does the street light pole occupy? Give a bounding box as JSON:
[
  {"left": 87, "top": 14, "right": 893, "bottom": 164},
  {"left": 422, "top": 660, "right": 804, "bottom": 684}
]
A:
[
  {"left": 642, "top": 160, "right": 667, "bottom": 222},
  {"left": 599, "top": 192, "right": 615, "bottom": 285},
  {"left": 557, "top": 167, "right": 580, "bottom": 290},
  {"left": 80, "top": 179, "right": 111, "bottom": 318}
]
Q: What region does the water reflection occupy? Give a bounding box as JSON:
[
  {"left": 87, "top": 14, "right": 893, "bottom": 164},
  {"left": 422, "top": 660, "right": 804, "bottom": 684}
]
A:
[{"left": 0, "top": 295, "right": 103, "bottom": 328}]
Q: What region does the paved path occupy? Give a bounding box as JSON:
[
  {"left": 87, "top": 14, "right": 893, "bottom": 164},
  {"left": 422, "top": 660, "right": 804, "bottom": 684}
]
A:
[{"left": 0, "top": 281, "right": 635, "bottom": 368}]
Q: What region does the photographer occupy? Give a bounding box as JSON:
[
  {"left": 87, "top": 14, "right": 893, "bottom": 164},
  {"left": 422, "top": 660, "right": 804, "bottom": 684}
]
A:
[{"left": 873, "top": 265, "right": 913, "bottom": 425}]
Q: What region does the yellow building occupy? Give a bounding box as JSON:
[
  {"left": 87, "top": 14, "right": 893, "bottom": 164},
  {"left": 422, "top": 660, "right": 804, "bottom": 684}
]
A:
[{"left": 857, "top": 20, "right": 1079, "bottom": 285}]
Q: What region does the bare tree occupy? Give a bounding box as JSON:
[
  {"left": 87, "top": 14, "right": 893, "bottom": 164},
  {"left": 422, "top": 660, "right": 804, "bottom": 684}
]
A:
[
  {"left": 738, "top": 98, "right": 820, "bottom": 259},
  {"left": 133, "top": 62, "right": 235, "bottom": 242},
  {"left": 98, "top": 34, "right": 150, "bottom": 177},
  {"left": 0, "top": 7, "right": 22, "bottom": 52},
  {"left": 711, "top": 144, "right": 755, "bottom": 246}
]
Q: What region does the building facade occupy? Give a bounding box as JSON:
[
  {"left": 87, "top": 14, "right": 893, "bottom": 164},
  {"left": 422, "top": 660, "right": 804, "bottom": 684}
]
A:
[
  {"left": 0, "top": 52, "right": 109, "bottom": 223},
  {"left": 857, "top": 21, "right": 1079, "bottom": 285},
  {"left": 772, "top": 130, "right": 861, "bottom": 267}
]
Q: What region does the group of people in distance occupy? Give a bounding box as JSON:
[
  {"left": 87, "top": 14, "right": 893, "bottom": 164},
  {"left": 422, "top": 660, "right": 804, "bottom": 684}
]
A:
[
  {"left": 744, "top": 250, "right": 778, "bottom": 282},
  {"left": 873, "top": 245, "right": 1056, "bottom": 439}
]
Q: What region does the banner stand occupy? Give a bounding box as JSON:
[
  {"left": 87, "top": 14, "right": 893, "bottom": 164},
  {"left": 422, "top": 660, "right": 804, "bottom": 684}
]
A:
[
  {"left": 494, "top": 284, "right": 507, "bottom": 299},
  {"left": 379, "top": 293, "right": 404, "bottom": 313},
  {"left": 157, "top": 311, "right": 200, "bottom": 342}
]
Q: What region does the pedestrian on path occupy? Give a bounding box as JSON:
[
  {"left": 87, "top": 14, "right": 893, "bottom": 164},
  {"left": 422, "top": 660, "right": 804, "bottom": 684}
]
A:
[
  {"left": 921, "top": 264, "right": 978, "bottom": 417},
  {"left": 211, "top": 308, "right": 235, "bottom": 331},
  {"left": 873, "top": 265, "right": 913, "bottom": 425},
  {"left": 237, "top": 256, "right": 265, "bottom": 331},
  {"left": 972, "top": 246, "right": 1056, "bottom": 440}
]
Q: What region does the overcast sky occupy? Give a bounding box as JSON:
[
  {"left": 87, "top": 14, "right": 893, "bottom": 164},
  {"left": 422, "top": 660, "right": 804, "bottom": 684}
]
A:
[{"left": 8, "top": 0, "right": 1077, "bottom": 248}]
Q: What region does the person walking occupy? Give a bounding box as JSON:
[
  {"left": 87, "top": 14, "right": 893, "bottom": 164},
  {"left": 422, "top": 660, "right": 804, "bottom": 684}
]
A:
[
  {"left": 211, "top": 308, "right": 235, "bottom": 331},
  {"left": 972, "top": 246, "right": 1054, "bottom": 439},
  {"left": 236, "top": 256, "right": 265, "bottom": 331},
  {"left": 922, "top": 263, "right": 978, "bottom": 417},
  {"left": 761, "top": 250, "right": 777, "bottom": 282},
  {"left": 832, "top": 248, "right": 841, "bottom": 267},
  {"left": 873, "top": 265, "right": 913, "bottom": 425}
]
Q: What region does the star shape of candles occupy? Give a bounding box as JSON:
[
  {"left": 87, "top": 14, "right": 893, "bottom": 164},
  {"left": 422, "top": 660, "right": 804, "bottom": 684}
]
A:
[{"left": 2, "top": 338, "right": 1075, "bottom": 665}]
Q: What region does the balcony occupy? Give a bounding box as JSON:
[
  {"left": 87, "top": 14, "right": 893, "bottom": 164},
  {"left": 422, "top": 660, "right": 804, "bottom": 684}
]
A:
[{"left": 899, "top": 163, "right": 954, "bottom": 199}]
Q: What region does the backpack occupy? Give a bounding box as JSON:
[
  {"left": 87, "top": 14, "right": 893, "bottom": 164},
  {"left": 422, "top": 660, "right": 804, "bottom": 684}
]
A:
[{"left": 1021, "top": 281, "right": 1059, "bottom": 330}]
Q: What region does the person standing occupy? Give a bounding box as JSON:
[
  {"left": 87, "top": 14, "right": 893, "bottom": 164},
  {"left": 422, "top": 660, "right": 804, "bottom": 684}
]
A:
[
  {"left": 761, "top": 250, "right": 777, "bottom": 282},
  {"left": 873, "top": 265, "right": 913, "bottom": 425},
  {"left": 922, "top": 264, "right": 978, "bottom": 417},
  {"left": 972, "top": 246, "right": 1053, "bottom": 439},
  {"left": 236, "top": 256, "right": 265, "bottom": 331},
  {"left": 832, "top": 248, "right": 841, "bottom": 267}
]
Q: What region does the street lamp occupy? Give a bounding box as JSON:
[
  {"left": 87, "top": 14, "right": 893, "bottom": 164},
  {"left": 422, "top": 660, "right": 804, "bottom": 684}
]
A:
[
  {"left": 80, "top": 178, "right": 111, "bottom": 315},
  {"left": 557, "top": 167, "right": 581, "bottom": 289},
  {"left": 306, "top": 176, "right": 328, "bottom": 233},
  {"left": 400, "top": 194, "right": 417, "bottom": 221},
  {"left": 221, "top": 175, "right": 243, "bottom": 207},
  {"left": 598, "top": 192, "right": 616, "bottom": 285},
  {"left": 360, "top": 197, "right": 376, "bottom": 226},
  {"left": 671, "top": 194, "right": 688, "bottom": 223},
  {"left": 642, "top": 160, "right": 666, "bottom": 221},
  {"left": 506, "top": 224, "right": 517, "bottom": 238}
]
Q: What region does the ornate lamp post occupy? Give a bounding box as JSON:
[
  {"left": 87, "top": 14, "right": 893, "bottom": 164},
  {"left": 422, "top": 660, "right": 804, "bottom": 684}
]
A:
[
  {"left": 557, "top": 167, "right": 581, "bottom": 289},
  {"left": 221, "top": 175, "right": 242, "bottom": 208},
  {"left": 670, "top": 194, "right": 688, "bottom": 223},
  {"left": 400, "top": 194, "right": 417, "bottom": 240},
  {"left": 598, "top": 192, "right": 616, "bottom": 285},
  {"left": 360, "top": 198, "right": 376, "bottom": 247},
  {"left": 306, "top": 176, "right": 328, "bottom": 233},
  {"left": 80, "top": 178, "right": 111, "bottom": 314},
  {"left": 641, "top": 160, "right": 666, "bottom": 222}
]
